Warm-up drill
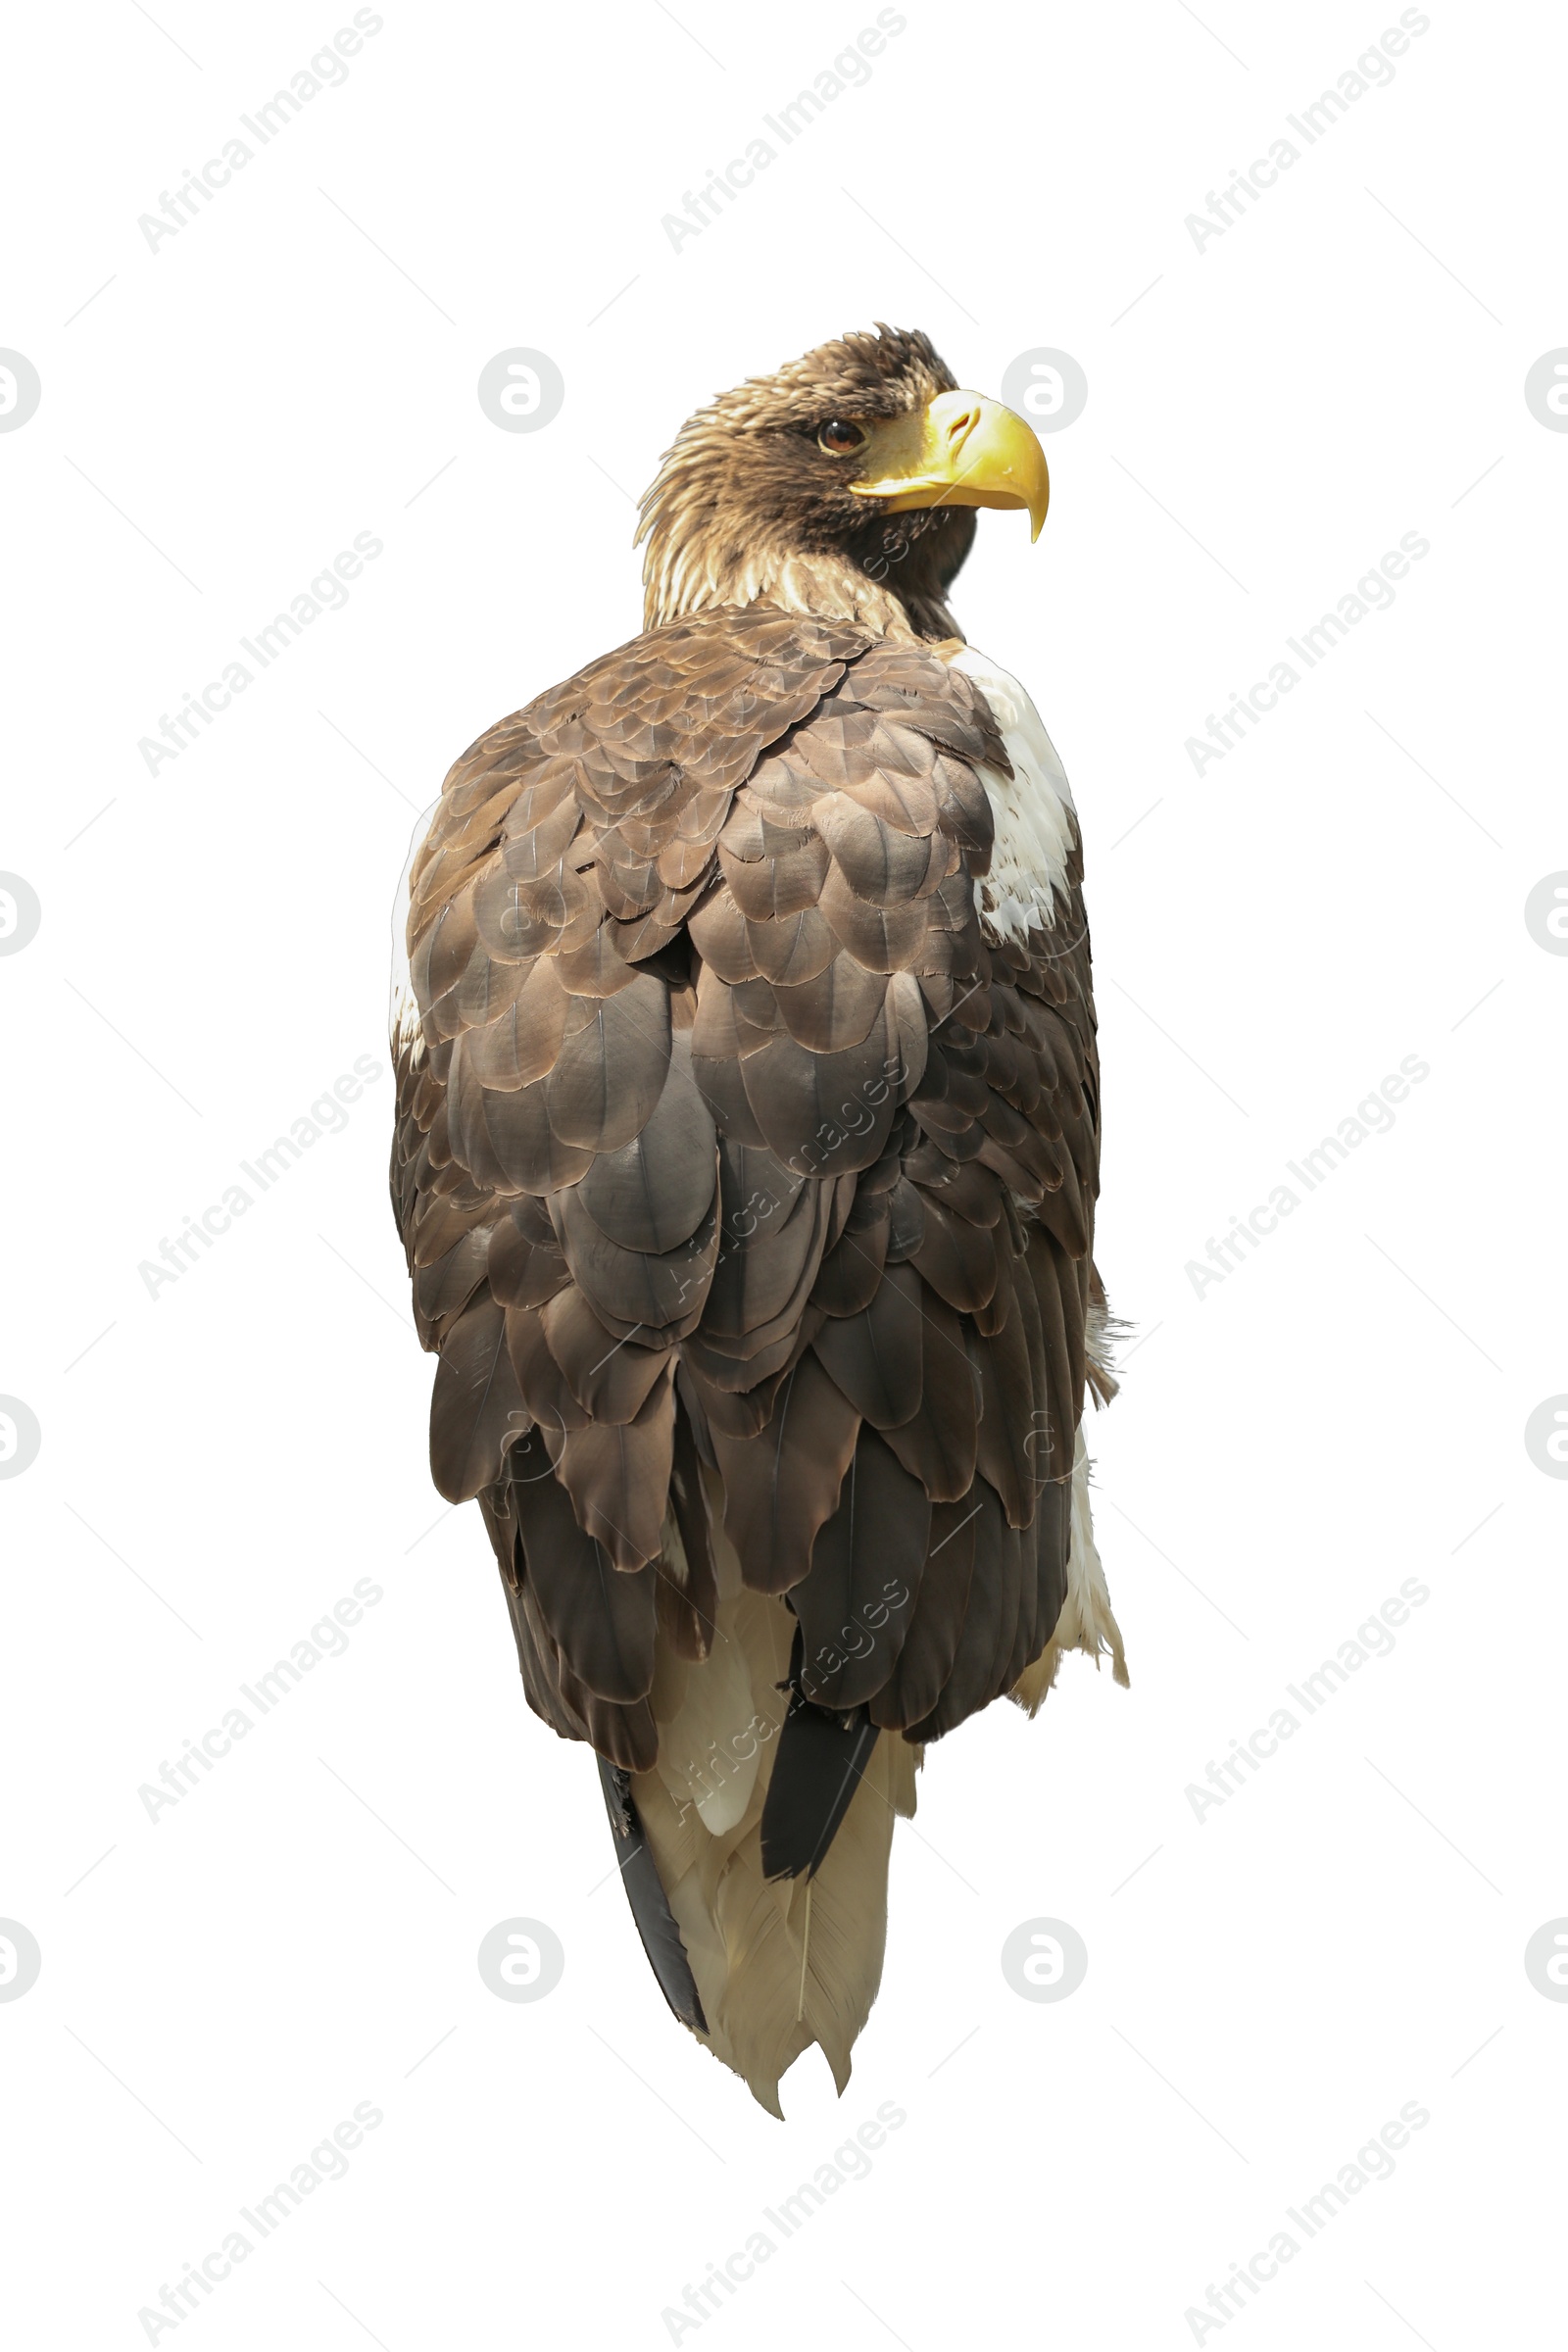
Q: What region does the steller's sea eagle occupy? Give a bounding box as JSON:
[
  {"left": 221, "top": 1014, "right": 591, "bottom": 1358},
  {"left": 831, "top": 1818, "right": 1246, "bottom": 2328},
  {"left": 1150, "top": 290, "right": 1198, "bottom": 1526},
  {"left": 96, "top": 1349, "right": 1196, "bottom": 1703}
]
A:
[{"left": 390, "top": 325, "right": 1127, "bottom": 2112}]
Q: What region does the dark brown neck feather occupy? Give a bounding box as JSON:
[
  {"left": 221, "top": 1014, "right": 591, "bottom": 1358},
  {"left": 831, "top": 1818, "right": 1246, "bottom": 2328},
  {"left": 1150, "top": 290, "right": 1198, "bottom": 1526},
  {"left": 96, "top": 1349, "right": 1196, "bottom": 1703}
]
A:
[{"left": 640, "top": 458, "right": 975, "bottom": 641}]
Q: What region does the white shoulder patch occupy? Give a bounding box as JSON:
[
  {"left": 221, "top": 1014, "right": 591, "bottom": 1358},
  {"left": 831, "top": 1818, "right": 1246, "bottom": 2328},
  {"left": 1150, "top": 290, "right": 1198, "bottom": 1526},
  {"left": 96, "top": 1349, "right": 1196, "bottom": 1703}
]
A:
[
  {"left": 390, "top": 798, "right": 440, "bottom": 1056},
  {"left": 948, "top": 644, "right": 1077, "bottom": 946}
]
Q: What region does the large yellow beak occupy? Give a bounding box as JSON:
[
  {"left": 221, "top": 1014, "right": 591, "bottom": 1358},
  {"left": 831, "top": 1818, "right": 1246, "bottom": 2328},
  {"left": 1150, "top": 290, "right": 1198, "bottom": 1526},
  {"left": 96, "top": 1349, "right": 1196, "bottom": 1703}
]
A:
[{"left": 850, "top": 389, "right": 1050, "bottom": 540}]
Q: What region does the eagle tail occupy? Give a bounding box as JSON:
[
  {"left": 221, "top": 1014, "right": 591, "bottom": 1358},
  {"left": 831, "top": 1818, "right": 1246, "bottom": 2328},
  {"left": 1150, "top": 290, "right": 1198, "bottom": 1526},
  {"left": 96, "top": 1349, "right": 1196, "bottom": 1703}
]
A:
[{"left": 622, "top": 1490, "right": 918, "bottom": 2115}]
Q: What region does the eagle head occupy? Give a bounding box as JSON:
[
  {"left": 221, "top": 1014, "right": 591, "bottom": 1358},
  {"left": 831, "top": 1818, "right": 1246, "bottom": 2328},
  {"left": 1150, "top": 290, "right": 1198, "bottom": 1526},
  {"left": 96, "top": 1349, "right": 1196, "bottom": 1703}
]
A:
[{"left": 636, "top": 323, "right": 1050, "bottom": 643}]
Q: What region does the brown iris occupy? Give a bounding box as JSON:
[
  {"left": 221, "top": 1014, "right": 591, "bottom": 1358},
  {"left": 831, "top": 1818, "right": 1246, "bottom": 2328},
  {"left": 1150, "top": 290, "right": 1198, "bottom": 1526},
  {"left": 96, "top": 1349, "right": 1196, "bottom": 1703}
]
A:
[{"left": 816, "top": 418, "right": 866, "bottom": 454}]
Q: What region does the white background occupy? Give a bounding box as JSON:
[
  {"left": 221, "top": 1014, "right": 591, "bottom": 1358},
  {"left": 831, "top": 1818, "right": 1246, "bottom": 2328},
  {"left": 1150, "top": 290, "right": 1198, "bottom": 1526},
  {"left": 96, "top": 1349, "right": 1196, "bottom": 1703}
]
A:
[{"left": 2, "top": 1, "right": 1563, "bottom": 2344}]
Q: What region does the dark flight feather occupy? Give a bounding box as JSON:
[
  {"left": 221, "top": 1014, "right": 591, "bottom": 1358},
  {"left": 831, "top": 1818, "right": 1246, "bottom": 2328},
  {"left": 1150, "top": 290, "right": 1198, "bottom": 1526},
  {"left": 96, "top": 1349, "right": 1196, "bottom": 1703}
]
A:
[
  {"left": 791, "top": 1426, "right": 929, "bottom": 1709},
  {"left": 598, "top": 1761, "right": 708, "bottom": 2033},
  {"left": 759, "top": 1693, "right": 882, "bottom": 1883},
  {"left": 515, "top": 1466, "right": 658, "bottom": 1703}
]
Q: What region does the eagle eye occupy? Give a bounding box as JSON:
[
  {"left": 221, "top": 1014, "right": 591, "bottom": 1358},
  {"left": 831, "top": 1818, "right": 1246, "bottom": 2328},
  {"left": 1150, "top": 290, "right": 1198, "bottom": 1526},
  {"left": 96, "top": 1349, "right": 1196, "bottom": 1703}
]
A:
[{"left": 816, "top": 418, "right": 867, "bottom": 455}]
